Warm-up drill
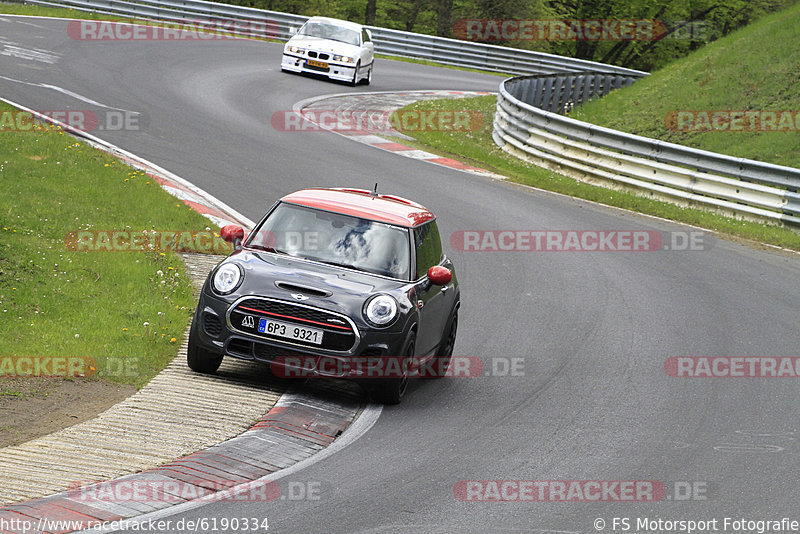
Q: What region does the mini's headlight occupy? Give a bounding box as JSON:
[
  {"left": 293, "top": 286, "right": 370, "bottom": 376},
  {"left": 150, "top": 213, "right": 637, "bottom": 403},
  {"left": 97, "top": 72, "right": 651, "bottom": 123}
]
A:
[
  {"left": 333, "top": 55, "right": 354, "bottom": 63},
  {"left": 364, "top": 294, "right": 398, "bottom": 327},
  {"left": 213, "top": 263, "right": 243, "bottom": 294}
]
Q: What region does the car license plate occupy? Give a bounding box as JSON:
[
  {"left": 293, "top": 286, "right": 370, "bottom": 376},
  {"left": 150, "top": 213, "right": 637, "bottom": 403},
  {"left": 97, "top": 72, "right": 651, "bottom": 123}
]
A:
[
  {"left": 307, "top": 59, "right": 328, "bottom": 68},
  {"left": 258, "top": 318, "right": 324, "bottom": 345}
]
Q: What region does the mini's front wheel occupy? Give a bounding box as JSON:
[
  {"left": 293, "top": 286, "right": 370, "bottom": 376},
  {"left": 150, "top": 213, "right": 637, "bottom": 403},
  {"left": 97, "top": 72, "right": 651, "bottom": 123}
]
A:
[
  {"left": 187, "top": 334, "right": 223, "bottom": 374},
  {"left": 371, "top": 336, "right": 414, "bottom": 404}
]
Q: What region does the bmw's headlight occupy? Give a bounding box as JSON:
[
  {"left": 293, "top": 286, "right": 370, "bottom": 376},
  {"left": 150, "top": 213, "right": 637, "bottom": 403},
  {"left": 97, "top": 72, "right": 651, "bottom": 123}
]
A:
[
  {"left": 287, "top": 46, "right": 305, "bottom": 54},
  {"left": 213, "top": 263, "right": 243, "bottom": 294},
  {"left": 364, "top": 294, "right": 398, "bottom": 327},
  {"left": 333, "top": 55, "right": 354, "bottom": 63}
]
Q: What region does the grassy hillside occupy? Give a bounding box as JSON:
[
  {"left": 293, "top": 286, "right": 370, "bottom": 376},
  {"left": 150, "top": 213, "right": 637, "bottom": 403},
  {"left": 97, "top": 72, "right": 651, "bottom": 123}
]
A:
[{"left": 572, "top": 2, "right": 800, "bottom": 170}]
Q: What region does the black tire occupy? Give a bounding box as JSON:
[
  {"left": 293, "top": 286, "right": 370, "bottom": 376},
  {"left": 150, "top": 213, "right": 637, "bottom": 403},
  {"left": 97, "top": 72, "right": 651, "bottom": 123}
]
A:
[
  {"left": 362, "top": 64, "right": 372, "bottom": 86},
  {"left": 371, "top": 335, "right": 414, "bottom": 404},
  {"left": 187, "top": 332, "right": 223, "bottom": 374},
  {"left": 430, "top": 312, "right": 457, "bottom": 378},
  {"left": 350, "top": 61, "right": 360, "bottom": 86}
]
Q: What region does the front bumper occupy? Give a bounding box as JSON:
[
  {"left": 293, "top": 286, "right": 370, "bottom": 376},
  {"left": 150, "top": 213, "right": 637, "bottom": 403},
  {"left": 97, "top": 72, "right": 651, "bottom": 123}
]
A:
[
  {"left": 192, "top": 290, "right": 407, "bottom": 379},
  {"left": 281, "top": 53, "right": 357, "bottom": 82}
]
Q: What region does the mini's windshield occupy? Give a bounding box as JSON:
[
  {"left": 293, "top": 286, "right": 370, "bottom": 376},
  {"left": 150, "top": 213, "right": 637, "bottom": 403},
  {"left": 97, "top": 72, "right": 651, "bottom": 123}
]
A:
[
  {"left": 247, "top": 203, "right": 411, "bottom": 280},
  {"left": 297, "top": 22, "right": 361, "bottom": 46}
]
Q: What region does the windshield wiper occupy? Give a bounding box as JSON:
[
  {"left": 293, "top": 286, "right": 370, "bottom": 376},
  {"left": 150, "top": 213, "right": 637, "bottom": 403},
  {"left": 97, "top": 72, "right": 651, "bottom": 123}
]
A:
[
  {"left": 312, "top": 259, "right": 370, "bottom": 273},
  {"left": 246, "top": 245, "right": 287, "bottom": 255}
]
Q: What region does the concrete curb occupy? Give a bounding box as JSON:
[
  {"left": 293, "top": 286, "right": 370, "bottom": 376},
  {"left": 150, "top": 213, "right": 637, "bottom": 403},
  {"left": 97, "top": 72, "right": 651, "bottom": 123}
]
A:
[
  {"left": 0, "top": 254, "right": 286, "bottom": 506},
  {"left": 0, "top": 99, "right": 374, "bottom": 533},
  {"left": 0, "top": 383, "right": 365, "bottom": 534},
  {"left": 293, "top": 89, "right": 505, "bottom": 179}
]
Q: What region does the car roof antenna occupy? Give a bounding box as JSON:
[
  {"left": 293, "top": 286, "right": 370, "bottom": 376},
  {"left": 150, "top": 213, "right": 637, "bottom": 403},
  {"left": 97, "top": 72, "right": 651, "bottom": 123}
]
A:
[{"left": 371, "top": 182, "right": 378, "bottom": 197}]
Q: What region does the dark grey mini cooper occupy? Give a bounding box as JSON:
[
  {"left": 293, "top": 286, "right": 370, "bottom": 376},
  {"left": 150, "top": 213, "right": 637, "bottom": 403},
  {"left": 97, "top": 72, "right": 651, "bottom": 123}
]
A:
[{"left": 187, "top": 188, "right": 459, "bottom": 404}]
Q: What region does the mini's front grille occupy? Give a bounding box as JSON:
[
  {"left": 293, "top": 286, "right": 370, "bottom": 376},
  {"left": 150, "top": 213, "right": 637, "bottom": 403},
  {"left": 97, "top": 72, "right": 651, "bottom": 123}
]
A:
[
  {"left": 229, "top": 297, "right": 357, "bottom": 352},
  {"left": 227, "top": 338, "right": 254, "bottom": 358},
  {"left": 253, "top": 343, "right": 314, "bottom": 362},
  {"left": 203, "top": 313, "right": 222, "bottom": 338}
]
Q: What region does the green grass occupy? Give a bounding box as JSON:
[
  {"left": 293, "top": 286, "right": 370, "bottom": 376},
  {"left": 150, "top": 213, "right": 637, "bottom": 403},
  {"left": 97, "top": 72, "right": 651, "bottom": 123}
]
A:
[
  {"left": 0, "top": 102, "right": 230, "bottom": 388},
  {"left": 374, "top": 53, "right": 509, "bottom": 77},
  {"left": 571, "top": 3, "right": 800, "bottom": 169},
  {"left": 0, "top": 2, "right": 127, "bottom": 20},
  {"left": 391, "top": 96, "right": 800, "bottom": 250}
]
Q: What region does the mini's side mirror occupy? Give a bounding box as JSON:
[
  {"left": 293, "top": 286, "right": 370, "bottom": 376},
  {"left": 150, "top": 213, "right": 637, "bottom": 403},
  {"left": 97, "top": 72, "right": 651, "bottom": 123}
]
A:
[
  {"left": 220, "top": 225, "right": 245, "bottom": 249},
  {"left": 427, "top": 265, "right": 452, "bottom": 286}
]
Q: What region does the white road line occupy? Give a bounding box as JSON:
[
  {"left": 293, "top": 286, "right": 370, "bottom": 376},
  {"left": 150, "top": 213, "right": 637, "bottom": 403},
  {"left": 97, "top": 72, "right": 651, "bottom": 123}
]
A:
[
  {"left": 78, "top": 403, "right": 383, "bottom": 533},
  {"left": 0, "top": 74, "right": 137, "bottom": 112},
  {"left": 1, "top": 44, "right": 59, "bottom": 64},
  {"left": 12, "top": 19, "right": 49, "bottom": 30},
  {"left": 0, "top": 96, "right": 255, "bottom": 229}
]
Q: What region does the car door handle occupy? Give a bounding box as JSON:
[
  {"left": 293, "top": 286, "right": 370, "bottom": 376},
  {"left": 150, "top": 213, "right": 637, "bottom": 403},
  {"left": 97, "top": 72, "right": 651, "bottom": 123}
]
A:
[{"left": 440, "top": 285, "right": 449, "bottom": 293}]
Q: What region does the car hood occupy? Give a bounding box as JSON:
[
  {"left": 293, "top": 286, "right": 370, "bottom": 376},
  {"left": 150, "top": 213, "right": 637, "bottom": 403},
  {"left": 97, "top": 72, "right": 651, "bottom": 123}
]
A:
[
  {"left": 218, "top": 250, "right": 410, "bottom": 322},
  {"left": 285, "top": 35, "right": 361, "bottom": 56}
]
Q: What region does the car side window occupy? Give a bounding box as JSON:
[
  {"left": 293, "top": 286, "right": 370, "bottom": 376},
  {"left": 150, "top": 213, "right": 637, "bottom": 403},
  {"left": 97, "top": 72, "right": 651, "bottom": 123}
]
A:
[
  {"left": 414, "top": 220, "right": 443, "bottom": 279},
  {"left": 362, "top": 29, "right": 371, "bottom": 43}
]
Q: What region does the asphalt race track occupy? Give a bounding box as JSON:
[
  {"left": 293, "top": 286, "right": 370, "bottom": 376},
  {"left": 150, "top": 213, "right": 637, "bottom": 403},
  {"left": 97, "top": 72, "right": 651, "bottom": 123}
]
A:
[{"left": 2, "top": 15, "right": 800, "bottom": 534}]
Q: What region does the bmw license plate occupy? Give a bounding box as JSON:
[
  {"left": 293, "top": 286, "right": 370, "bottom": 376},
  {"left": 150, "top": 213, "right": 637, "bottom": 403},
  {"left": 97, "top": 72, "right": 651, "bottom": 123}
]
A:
[
  {"left": 307, "top": 59, "right": 328, "bottom": 69},
  {"left": 258, "top": 318, "right": 323, "bottom": 345}
]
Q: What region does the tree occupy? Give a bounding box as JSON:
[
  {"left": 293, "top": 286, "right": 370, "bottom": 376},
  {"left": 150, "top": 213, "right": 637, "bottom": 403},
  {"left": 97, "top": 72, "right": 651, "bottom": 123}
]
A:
[
  {"left": 365, "top": 0, "right": 377, "bottom": 25},
  {"left": 437, "top": 0, "right": 453, "bottom": 37}
]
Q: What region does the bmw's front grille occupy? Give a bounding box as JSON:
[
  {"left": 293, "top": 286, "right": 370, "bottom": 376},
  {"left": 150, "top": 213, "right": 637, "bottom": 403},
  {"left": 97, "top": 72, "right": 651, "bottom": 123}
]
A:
[{"left": 228, "top": 297, "right": 358, "bottom": 352}]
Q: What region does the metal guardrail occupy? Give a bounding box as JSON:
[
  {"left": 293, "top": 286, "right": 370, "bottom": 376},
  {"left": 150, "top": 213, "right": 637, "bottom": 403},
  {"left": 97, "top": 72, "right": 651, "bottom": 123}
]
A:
[
  {"left": 14, "top": 0, "right": 797, "bottom": 224},
  {"left": 17, "top": 0, "right": 647, "bottom": 77},
  {"left": 494, "top": 75, "right": 800, "bottom": 225},
  {"left": 506, "top": 73, "right": 639, "bottom": 113}
]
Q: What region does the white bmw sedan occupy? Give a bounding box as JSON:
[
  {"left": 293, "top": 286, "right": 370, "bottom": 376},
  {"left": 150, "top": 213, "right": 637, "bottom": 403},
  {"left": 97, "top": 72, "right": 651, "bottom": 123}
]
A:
[{"left": 281, "top": 17, "right": 375, "bottom": 86}]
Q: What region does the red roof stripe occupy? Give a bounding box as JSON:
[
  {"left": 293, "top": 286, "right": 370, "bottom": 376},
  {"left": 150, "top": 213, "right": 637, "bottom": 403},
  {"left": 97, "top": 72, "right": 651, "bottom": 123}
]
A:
[{"left": 281, "top": 188, "right": 434, "bottom": 227}]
